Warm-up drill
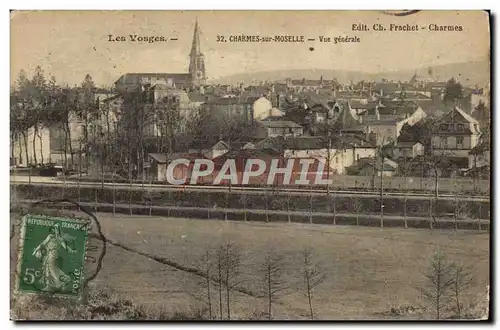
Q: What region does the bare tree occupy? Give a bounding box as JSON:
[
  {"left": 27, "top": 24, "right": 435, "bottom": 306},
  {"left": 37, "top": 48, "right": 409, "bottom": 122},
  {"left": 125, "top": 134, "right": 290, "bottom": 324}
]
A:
[
  {"left": 424, "top": 149, "right": 450, "bottom": 225},
  {"left": 222, "top": 241, "right": 241, "bottom": 320},
  {"left": 215, "top": 246, "right": 225, "bottom": 320},
  {"left": 191, "top": 250, "right": 215, "bottom": 320},
  {"left": 214, "top": 241, "right": 242, "bottom": 320},
  {"left": 260, "top": 250, "right": 288, "bottom": 320},
  {"left": 350, "top": 197, "right": 364, "bottom": 226},
  {"left": 398, "top": 157, "right": 415, "bottom": 229},
  {"left": 301, "top": 248, "right": 326, "bottom": 320},
  {"left": 450, "top": 263, "right": 473, "bottom": 319},
  {"left": 420, "top": 249, "right": 455, "bottom": 320},
  {"left": 317, "top": 124, "right": 344, "bottom": 224}
]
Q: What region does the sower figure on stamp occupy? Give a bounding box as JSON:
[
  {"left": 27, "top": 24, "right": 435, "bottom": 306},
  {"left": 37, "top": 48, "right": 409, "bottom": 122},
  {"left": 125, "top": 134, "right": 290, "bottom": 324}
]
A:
[{"left": 32, "top": 224, "right": 76, "bottom": 292}]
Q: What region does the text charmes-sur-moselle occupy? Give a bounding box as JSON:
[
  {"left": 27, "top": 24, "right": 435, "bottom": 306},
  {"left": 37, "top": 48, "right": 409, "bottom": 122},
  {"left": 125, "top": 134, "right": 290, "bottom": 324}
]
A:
[
  {"left": 216, "top": 35, "right": 360, "bottom": 44},
  {"left": 352, "top": 23, "right": 464, "bottom": 32}
]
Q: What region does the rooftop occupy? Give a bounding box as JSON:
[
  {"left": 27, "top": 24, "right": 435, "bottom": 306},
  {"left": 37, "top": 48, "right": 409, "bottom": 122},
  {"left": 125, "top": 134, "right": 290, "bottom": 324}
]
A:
[{"left": 258, "top": 120, "right": 302, "bottom": 129}]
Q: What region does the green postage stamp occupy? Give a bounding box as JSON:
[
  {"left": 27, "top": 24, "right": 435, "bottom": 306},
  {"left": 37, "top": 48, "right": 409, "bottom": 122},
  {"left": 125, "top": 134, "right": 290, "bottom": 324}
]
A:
[{"left": 15, "top": 214, "right": 90, "bottom": 299}]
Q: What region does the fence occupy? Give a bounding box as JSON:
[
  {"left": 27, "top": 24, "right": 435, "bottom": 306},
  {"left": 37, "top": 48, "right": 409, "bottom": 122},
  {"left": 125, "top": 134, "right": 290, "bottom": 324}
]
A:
[{"left": 11, "top": 181, "right": 491, "bottom": 231}]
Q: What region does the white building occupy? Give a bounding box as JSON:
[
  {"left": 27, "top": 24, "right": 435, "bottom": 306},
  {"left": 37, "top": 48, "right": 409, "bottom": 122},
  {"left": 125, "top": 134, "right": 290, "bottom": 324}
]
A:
[
  {"left": 11, "top": 125, "right": 51, "bottom": 167},
  {"left": 283, "top": 136, "right": 376, "bottom": 174},
  {"left": 252, "top": 96, "right": 274, "bottom": 120}
]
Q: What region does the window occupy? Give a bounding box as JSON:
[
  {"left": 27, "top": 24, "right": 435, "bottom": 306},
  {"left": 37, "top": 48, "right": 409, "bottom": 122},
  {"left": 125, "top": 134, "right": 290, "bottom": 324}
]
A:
[
  {"left": 357, "top": 154, "right": 360, "bottom": 161},
  {"left": 440, "top": 137, "right": 448, "bottom": 148},
  {"left": 440, "top": 124, "right": 447, "bottom": 131},
  {"left": 456, "top": 137, "right": 464, "bottom": 148},
  {"left": 457, "top": 124, "right": 465, "bottom": 132}
]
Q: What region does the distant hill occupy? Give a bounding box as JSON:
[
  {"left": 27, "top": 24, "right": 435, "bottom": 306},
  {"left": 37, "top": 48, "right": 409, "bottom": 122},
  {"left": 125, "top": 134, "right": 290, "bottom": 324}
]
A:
[{"left": 212, "top": 60, "right": 490, "bottom": 88}]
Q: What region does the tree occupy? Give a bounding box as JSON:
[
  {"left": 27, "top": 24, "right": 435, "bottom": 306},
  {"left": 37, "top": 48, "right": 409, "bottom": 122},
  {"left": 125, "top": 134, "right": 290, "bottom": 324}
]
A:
[
  {"left": 318, "top": 128, "right": 345, "bottom": 224},
  {"left": 30, "top": 66, "right": 50, "bottom": 166},
  {"left": 260, "top": 250, "right": 288, "bottom": 320},
  {"left": 443, "top": 78, "right": 463, "bottom": 108},
  {"left": 190, "top": 250, "right": 215, "bottom": 319},
  {"left": 31, "top": 66, "right": 46, "bottom": 91},
  {"left": 372, "top": 137, "right": 393, "bottom": 228},
  {"left": 76, "top": 74, "right": 98, "bottom": 172},
  {"left": 450, "top": 263, "right": 473, "bottom": 319},
  {"left": 398, "top": 157, "right": 415, "bottom": 229},
  {"left": 215, "top": 246, "right": 225, "bottom": 320},
  {"left": 49, "top": 87, "right": 79, "bottom": 169},
  {"left": 214, "top": 241, "right": 241, "bottom": 320},
  {"left": 420, "top": 250, "right": 455, "bottom": 320},
  {"left": 221, "top": 242, "right": 241, "bottom": 320},
  {"left": 11, "top": 69, "right": 43, "bottom": 166},
  {"left": 350, "top": 197, "right": 364, "bottom": 226},
  {"left": 15, "top": 69, "right": 30, "bottom": 91},
  {"left": 424, "top": 149, "right": 450, "bottom": 226},
  {"left": 301, "top": 248, "right": 326, "bottom": 320}
]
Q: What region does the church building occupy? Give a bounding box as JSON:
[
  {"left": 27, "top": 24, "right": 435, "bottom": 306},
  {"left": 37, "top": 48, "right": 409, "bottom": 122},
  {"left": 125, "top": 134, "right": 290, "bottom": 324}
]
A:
[{"left": 114, "top": 19, "right": 206, "bottom": 93}]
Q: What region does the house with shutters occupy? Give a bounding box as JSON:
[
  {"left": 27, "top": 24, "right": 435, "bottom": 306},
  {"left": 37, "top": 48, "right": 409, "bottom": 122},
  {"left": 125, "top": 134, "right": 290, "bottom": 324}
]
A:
[{"left": 430, "top": 107, "right": 481, "bottom": 159}]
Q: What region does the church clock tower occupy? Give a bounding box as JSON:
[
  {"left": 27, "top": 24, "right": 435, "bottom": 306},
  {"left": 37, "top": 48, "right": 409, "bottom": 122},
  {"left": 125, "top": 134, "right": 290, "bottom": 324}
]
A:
[{"left": 188, "top": 19, "right": 206, "bottom": 87}]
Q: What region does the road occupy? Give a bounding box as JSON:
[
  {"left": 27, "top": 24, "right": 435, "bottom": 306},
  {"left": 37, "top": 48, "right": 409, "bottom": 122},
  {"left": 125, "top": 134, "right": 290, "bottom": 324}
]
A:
[{"left": 10, "top": 175, "right": 490, "bottom": 202}]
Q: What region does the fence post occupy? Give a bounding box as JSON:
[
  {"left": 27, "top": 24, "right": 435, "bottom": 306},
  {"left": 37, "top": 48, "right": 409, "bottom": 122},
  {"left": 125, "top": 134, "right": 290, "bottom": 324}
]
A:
[
  {"left": 243, "top": 192, "right": 247, "bottom": 222},
  {"left": 207, "top": 192, "right": 211, "bottom": 219},
  {"left": 112, "top": 174, "right": 116, "bottom": 215},
  {"left": 309, "top": 186, "right": 313, "bottom": 224},
  {"left": 94, "top": 184, "right": 98, "bottom": 214}
]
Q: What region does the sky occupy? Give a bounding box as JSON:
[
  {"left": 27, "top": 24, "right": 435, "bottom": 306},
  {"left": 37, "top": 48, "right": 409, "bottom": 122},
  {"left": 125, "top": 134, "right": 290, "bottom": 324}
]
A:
[{"left": 10, "top": 10, "right": 490, "bottom": 87}]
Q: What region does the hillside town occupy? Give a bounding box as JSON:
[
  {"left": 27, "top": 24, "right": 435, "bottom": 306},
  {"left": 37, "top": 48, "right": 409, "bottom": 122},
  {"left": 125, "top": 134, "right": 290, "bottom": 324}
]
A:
[
  {"left": 9, "top": 11, "right": 491, "bottom": 322},
  {"left": 10, "top": 20, "right": 491, "bottom": 187}
]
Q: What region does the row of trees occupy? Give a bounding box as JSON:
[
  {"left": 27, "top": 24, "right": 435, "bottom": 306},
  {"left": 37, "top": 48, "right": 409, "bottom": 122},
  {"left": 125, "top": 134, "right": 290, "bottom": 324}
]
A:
[
  {"left": 10, "top": 67, "right": 261, "bottom": 180},
  {"left": 187, "top": 242, "right": 478, "bottom": 320},
  {"left": 191, "top": 243, "right": 327, "bottom": 320},
  {"left": 10, "top": 67, "right": 98, "bottom": 170}
]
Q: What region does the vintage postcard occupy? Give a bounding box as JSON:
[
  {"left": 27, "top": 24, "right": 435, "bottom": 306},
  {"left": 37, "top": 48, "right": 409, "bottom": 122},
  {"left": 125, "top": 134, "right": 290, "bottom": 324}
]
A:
[{"left": 10, "top": 10, "right": 490, "bottom": 321}]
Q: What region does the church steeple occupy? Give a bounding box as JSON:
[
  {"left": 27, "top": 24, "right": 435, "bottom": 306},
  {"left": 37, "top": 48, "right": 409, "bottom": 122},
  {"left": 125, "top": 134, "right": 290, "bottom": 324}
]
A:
[
  {"left": 189, "top": 18, "right": 206, "bottom": 86},
  {"left": 190, "top": 19, "right": 201, "bottom": 56}
]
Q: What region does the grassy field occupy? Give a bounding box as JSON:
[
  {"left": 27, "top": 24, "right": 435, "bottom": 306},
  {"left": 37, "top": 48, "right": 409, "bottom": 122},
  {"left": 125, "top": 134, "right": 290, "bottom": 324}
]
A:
[{"left": 10, "top": 211, "right": 490, "bottom": 320}]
